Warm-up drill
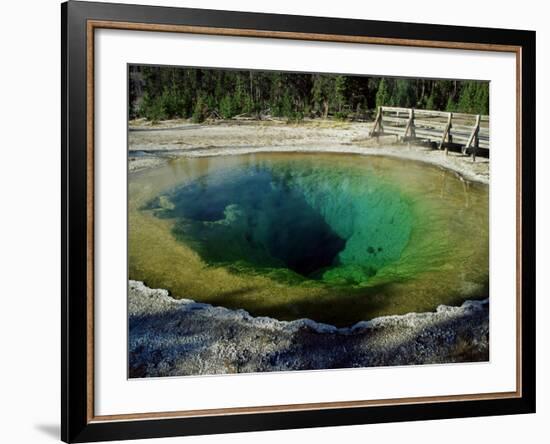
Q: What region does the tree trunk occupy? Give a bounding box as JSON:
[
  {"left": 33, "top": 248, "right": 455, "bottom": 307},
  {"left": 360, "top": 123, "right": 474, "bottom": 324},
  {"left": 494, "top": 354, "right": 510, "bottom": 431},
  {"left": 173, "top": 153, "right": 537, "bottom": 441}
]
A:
[{"left": 323, "top": 100, "right": 329, "bottom": 119}]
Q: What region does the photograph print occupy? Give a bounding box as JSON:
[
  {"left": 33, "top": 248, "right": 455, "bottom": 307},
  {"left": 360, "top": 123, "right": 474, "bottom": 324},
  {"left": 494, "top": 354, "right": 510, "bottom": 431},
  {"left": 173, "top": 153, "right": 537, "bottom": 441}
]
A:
[{"left": 127, "top": 65, "right": 490, "bottom": 378}]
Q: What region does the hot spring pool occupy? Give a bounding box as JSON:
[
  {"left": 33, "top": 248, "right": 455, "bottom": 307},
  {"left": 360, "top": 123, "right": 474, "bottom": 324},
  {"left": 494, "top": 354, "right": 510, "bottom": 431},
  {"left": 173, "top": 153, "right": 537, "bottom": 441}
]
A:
[{"left": 129, "top": 153, "right": 488, "bottom": 326}]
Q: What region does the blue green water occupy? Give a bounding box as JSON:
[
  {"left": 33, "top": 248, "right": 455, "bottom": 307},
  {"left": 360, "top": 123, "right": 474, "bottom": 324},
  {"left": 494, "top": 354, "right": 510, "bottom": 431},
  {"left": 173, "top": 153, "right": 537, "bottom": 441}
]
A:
[
  {"left": 129, "top": 153, "right": 489, "bottom": 325},
  {"left": 146, "top": 162, "right": 413, "bottom": 286}
]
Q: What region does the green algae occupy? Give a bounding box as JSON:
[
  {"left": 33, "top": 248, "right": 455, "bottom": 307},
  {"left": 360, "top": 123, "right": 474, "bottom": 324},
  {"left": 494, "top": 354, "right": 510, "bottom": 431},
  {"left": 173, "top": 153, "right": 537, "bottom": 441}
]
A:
[{"left": 128, "top": 153, "right": 489, "bottom": 326}]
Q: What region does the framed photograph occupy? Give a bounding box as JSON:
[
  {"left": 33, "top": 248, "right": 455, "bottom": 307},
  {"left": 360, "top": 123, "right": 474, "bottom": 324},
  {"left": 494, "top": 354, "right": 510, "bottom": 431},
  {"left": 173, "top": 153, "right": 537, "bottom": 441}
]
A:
[{"left": 61, "top": 1, "right": 535, "bottom": 442}]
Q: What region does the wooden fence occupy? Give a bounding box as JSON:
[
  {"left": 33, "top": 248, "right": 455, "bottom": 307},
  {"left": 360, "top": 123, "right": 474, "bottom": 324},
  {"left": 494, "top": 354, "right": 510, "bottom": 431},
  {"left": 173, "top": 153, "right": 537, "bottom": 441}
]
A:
[{"left": 369, "top": 106, "right": 489, "bottom": 161}]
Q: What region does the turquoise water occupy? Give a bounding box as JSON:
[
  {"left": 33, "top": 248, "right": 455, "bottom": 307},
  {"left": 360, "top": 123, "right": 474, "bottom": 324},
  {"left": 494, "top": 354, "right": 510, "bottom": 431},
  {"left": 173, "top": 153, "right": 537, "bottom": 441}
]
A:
[
  {"left": 130, "top": 153, "right": 489, "bottom": 324},
  {"left": 146, "top": 161, "right": 413, "bottom": 285}
]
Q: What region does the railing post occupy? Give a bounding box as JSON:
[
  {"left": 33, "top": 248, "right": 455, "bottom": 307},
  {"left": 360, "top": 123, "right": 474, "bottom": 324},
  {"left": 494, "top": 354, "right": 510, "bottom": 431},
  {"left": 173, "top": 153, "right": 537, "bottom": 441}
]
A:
[
  {"left": 404, "top": 108, "right": 415, "bottom": 142},
  {"left": 448, "top": 113, "right": 453, "bottom": 145},
  {"left": 441, "top": 112, "right": 453, "bottom": 154},
  {"left": 465, "top": 114, "right": 481, "bottom": 161},
  {"left": 472, "top": 114, "right": 481, "bottom": 162},
  {"left": 370, "top": 106, "right": 383, "bottom": 138}
]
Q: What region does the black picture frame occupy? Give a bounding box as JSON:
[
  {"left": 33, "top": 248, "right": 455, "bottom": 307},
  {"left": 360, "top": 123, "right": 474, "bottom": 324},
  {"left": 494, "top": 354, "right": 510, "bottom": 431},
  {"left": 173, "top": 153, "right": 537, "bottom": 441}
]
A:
[{"left": 62, "top": 1, "right": 536, "bottom": 442}]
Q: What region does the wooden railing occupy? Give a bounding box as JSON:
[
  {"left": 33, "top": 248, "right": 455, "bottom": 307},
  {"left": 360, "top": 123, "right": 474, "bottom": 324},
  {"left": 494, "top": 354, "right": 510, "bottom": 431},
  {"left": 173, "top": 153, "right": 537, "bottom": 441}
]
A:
[{"left": 370, "top": 106, "right": 489, "bottom": 161}]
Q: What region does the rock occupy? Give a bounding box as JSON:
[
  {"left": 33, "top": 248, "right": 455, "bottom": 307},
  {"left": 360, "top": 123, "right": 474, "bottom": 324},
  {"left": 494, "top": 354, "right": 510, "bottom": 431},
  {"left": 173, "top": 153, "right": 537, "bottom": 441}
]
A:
[{"left": 128, "top": 280, "right": 489, "bottom": 377}]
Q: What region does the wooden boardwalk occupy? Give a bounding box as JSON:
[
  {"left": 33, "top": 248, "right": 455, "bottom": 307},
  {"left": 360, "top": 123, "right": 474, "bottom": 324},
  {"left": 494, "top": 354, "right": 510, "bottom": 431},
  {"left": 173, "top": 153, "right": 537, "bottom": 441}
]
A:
[{"left": 370, "top": 106, "right": 489, "bottom": 161}]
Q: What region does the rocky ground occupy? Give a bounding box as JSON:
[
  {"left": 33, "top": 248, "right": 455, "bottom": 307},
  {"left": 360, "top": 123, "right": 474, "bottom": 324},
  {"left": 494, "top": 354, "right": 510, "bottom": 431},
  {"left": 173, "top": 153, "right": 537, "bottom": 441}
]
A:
[
  {"left": 128, "top": 119, "right": 489, "bottom": 184},
  {"left": 129, "top": 280, "right": 489, "bottom": 378}
]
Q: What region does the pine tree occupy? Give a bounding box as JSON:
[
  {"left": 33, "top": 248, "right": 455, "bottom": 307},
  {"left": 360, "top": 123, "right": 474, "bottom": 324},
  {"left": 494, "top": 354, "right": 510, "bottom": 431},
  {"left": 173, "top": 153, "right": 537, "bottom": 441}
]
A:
[
  {"left": 375, "top": 78, "right": 391, "bottom": 108},
  {"left": 129, "top": 65, "right": 489, "bottom": 121}
]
